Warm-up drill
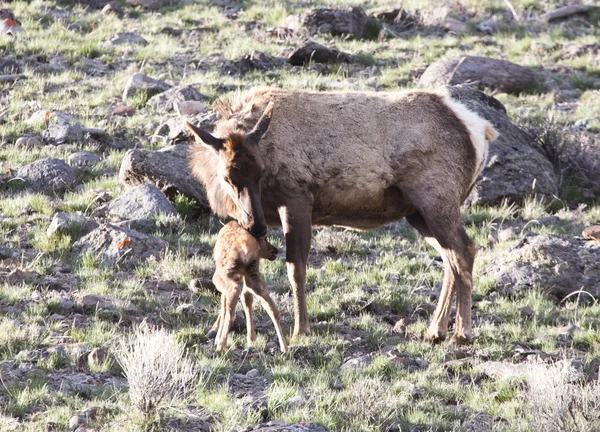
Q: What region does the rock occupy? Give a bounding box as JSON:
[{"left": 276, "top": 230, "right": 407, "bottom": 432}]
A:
[
  {"left": 288, "top": 41, "right": 352, "bottom": 66},
  {"left": 68, "top": 152, "right": 101, "bottom": 170},
  {"left": 248, "top": 422, "right": 330, "bottom": 432},
  {"left": 419, "top": 56, "right": 537, "bottom": 95},
  {"left": 47, "top": 212, "right": 98, "bottom": 237},
  {"left": 477, "top": 360, "right": 526, "bottom": 380},
  {"left": 88, "top": 347, "right": 109, "bottom": 367},
  {"left": 286, "top": 7, "right": 371, "bottom": 39},
  {"left": 285, "top": 395, "right": 307, "bottom": 409},
  {"left": 107, "top": 32, "right": 148, "bottom": 46},
  {"left": 108, "top": 184, "right": 178, "bottom": 222},
  {"left": 519, "top": 306, "right": 534, "bottom": 318},
  {"left": 126, "top": 0, "right": 160, "bottom": 8},
  {"left": 69, "top": 415, "right": 86, "bottom": 430},
  {"left": 189, "top": 278, "right": 218, "bottom": 295},
  {"left": 541, "top": 5, "right": 596, "bottom": 22},
  {"left": 562, "top": 43, "right": 599, "bottom": 58},
  {"left": 341, "top": 354, "right": 373, "bottom": 371},
  {"left": 25, "top": 110, "right": 52, "bottom": 125},
  {"left": 229, "top": 51, "right": 286, "bottom": 75},
  {"left": 72, "top": 224, "right": 167, "bottom": 268},
  {"left": 477, "top": 17, "right": 500, "bottom": 34},
  {"left": 80, "top": 294, "right": 114, "bottom": 311},
  {"left": 441, "top": 84, "right": 559, "bottom": 205},
  {"left": 443, "top": 17, "right": 468, "bottom": 34},
  {"left": 497, "top": 227, "right": 515, "bottom": 242},
  {"left": 175, "top": 101, "right": 206, "bottom": 116},
  {"left": 0, "top": 58, "right": 22, "bottom": 74},
  {"left": 155, "top": 112, "right": 219, "bottom": 144},
  {"left": 16, "top": 158, "right": 76, "bottom": 193},
  {"left": 43, "top": 123, "right": 84, "bottom": 145},
  {"left": 392, "top": 318, "right": 407, "bottom": 335},
  {"left": 583, "top": 225, "right": 600, "bottom": 240},
  {"left": 119, "top": 145, "right": 209, "bottom": 208},
  {"left": 147, "top": 86, "right": 205, "bottom": 112},
  {"left": 559, "top": 324, "right": 580, "bottom": 336},
  {"left": 482, "top": 234, "right": 600, "bottom": 299},
  {"left": 15, "top": 136, "right": 43, "bottom": 148},
  {"left": 101, "top": 3, "right": 124, "bottom": 16},
  {"left": 122, "top": 73, "right": 171, "bottom": 102},
  {"left": 111, "top": 105, "right": 136, "bottom": 117}
]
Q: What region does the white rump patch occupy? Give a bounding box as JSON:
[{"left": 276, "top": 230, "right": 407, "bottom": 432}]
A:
[{"left": 442, "top": 95, "right": 498, "bottom": 187}]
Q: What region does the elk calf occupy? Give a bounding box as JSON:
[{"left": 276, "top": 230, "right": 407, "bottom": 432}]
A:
[{"left": 212, "top": 221, "right": 287, "bottom": 352}]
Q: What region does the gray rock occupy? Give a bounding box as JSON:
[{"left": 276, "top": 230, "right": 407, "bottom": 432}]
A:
[
  {"left": 541, "top": 5, "right": 596, "bottom": 22},
  {"left": 443, "top": 17, "right": 469, "bottom": 34},
  {"left": 16, "top": 158, "right": 76, "bottom": 193},
  {"left": 477, "top": 17, "right": 500, "bottom": 34},
  {"left": 15, "top": 136, "right": 44, "bottom": 148},
  {"left": 43, "top": 123, "right": 84, "bottom": 145},
  {"left": 107, "top": 32, "right": 148, "bottom": 46},
  {"left": 441, "top": 84, "right": 559, "bottom": 205},
  {"left": 72, "top": 224, "right": 167, "bottom": 268},
  {"left": 286, "top": 7, "right": 371, "bottom": 39},
  {"left": 80, "top": 294, "right": 114, "bottom": 311},
  {"left": 122, "top": 73, "right": 171, "bottom": 102},
  {"left": 175, "top": 101, "right": 207, "bottom": 116},
  {"left": 47, "top": 212, "right": 98, "bottom": 237},
  {"left": 154, "top": 112, "right": 219, "bottom": 144},
  {"left": 108, "top": 184, "right": 178, "bottom": 222},
  {"left": 147, "top": 86, "right": 205, "bottom": 111},
  {"left": 69, "top": 415, "right": 86, "bottom": 430},
  {"left": 288, "top": 41, "right": 352, "bottom": 66},
  {"left": 68, "top": 152, "right": 101, "bottom": 169},
  {"left": 88, "top": 347, "right": 109, "bottom": 367},
  {"left": 482, "top": 234, "right": 600, "bottom": 299},
  {"left": 285, "top": 395, "right": 307, "bottom": 409},
  {"left": 248, "top": 422, "right": 330, "bottom": 432},
  {"left": 119, "top": 145, "right": 209, "bottom": 208},
  {"left": 230, "top": 51, "right": 286, "bottom": 75},
  {"left": 419, "top": 56, "right": 537, "bottom": 95}
]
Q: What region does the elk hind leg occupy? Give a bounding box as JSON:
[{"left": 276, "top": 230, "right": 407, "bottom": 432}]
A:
[{"left": 242, "top": 290, "right": 256, "bottom": 344}]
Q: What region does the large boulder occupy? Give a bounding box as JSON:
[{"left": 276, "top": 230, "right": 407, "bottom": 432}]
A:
[
  {"left": 15, "top": 158, "right": 76, "bottom": 193},
  {"left": 108, "top": 184, "right": 178, "bottom": 221},
  {"left": 419, "top": 56, "right": 538, "bottom": 95},
  {"left": 286, "top": 7, "right": 371, "bottom": 39},
  {"left": 118, "top": 145, "right": 208, "bottom": 209},
  {"left": 442, "top": 84, "right": 559, "bottom": 205},
  {"left": 482, "top": 234, "right": 600, "bottom": 299},
  {"left": 72, "top": 224, "right": 167, "bottom": 268}
]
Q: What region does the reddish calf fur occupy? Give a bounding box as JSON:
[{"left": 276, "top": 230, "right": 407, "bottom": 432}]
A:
[{"left": 212, "top": 221, "right": 287, "bottom": 352}]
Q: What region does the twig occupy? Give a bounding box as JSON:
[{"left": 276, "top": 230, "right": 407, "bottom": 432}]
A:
[{"left": 502, "top": 0, "right": 519, "bottom": 22}]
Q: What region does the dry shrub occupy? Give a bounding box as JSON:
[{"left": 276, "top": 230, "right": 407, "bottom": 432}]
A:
[
  {"left": 115, "top": 323, "right": 199, "bottom": 419},
  {"left": 526, "top": 362, "right": 600, "bottom": 432},
  {"left": 526, "top": 116, "right": 600, "bottom": 204}
]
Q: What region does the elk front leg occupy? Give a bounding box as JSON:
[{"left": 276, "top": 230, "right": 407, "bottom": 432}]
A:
[{"left": 278, "top": 199, "right": 313, "bottom": 340}]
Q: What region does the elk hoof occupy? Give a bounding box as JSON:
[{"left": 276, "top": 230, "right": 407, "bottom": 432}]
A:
[{"left": 424, "top": 329, "right": 447, "bottom": 344}]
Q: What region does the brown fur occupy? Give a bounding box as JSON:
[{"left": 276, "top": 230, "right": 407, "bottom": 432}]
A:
[
  {"left": 188, "top": 87, "right": 498, "bottom": 344},
  {"left": 212, "top": 221, "right": 287, "bottom": 352}
]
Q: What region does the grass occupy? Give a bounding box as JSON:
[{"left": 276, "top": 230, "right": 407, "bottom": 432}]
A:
[{"left": 0, "top": 0, "right": 599, "bottom": 430}]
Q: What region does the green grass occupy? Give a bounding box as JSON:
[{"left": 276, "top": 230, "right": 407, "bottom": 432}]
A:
[{"left": 0, "top": 0, "right": 599, "bottom": 430}]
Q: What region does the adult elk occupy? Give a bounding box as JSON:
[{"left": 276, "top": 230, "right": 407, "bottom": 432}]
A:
[{"left": 186, "top": 88, "right": 498, "bottom": 345}]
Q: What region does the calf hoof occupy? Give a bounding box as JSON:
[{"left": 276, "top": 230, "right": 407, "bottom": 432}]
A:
[
  {"left": 424, "top": 328, "right": 447, "bottom": 344},
  {"left": 207, "top": 329, "right": 218, "bottom": 340},
  {"left": 447, "top": 333, "right": 472, "bottom": 347}
]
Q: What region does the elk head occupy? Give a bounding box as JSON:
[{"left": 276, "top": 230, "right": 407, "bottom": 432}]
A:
[{"left": 186, "top": 103, "right": 274, "bottom": 238}]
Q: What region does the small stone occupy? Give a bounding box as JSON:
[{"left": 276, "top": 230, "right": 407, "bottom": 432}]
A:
[
  {"left": 101, "top": 3, "right": 124, "bottom": 16},
  {"left": 189, "top": 278, "right": 218, "bottom": 295},
  {"left": 88, "top": 347, "right": 109, "bottom": 367},
  {"left": 43, "top": 123, "right": 83, "bottom": 145},
  {"left": 80, "top": 294, "right": 114, "bottom": 311},
  {"left": 174, "top": 100, "right": 207, "bottom": 116},
  {"left": 123, "top": 73, "right": 171, "bottom": 102},
  {"left": 15, "top": 136, "right": 43, "bottom": 148},
  {"left": 332, "top": 375, "right": 344, "bottom": 390},
  {"left": 285, "top": 395, "right": 307, "bottom": 409},
  {"left": 107, "top": 32, "right": 148, "bottom": 46},
  {"left": 68, "top": 152, "right": 101, "bottom": 169},
  {"left": 111, "top": 105, "right": 136, "bottom": 117},
  {"left": 583, "top": 225, "right": 600, "bottom": 240},
  {"left": 6, "top": 268, "right": 38, "bottom": 285},
  {"left": 288, "top": 41, "right": 352, "bottom": 66},
  {"left": 246, "top": 368, "right": 260, "bottom": 378},
  {"left": 47, "top": 212, "right": 97, "bottom": 237},
  {"left": 25, "top": 110, "right": 52, "bottom": 125},
  {"left": 13, "top": 157, "right": 74, "bottom": 195},
  {"left": 477, "top": 17, "right": 500, "bottom": 34},
  {"left": 392, "top": 318, "right": 407, "bottom": 335},
  {"left": 519, "top": 306, "right": 534, "bottom": 318},
  {"left": 107, "top": 184, "right": 178, "bottom": 221},
  {"left": 559, "top": 324, "right": 580, "bottom": 336},
  {"left": 69, "top": 415, "right": 85, "bottom": 430},
  {"left": 147, "top": 86, "right": 205, "bottom": 112},
  {"left": 443, "top": 17, "right": 469, "bottom": 34}
]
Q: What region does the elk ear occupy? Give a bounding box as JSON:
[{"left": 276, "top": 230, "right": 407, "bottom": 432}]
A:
[
  {"left": 185, "top": 121, "right": 225, "bottom": 152},
  {"left": 246, "top": 102, "right": 274, "bottom": 147}
]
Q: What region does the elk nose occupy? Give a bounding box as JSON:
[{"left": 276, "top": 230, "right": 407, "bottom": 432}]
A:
[{"left": 249, "top": 223, "right": 267, "bottom": 239}]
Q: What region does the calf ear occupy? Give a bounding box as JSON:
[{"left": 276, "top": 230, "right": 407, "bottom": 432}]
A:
[
  {"left": 185, "top": 121, "right": 225, "bottom": 152},
  {"left": 246, "top": 102, "right": 274, "bottom": 147}
]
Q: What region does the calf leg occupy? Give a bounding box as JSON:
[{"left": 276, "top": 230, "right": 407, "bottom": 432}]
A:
[
  {"left": 242, "top": 291, "right": 256, "bottom": 344},
  {"left": 213, "top": 271, "right": 242, "bottom": 351},
  {"left": 278, "top": 200, "right": 313, "bottom": 339},
  {"left": 406, "top": 209, "right": 476, "bottom": 345},
  {"left": 244, "top": 274, "right": 288, "bottom": 353}
]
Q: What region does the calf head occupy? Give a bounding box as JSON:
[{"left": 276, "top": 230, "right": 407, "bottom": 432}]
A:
[
  {"left": 186, "top": 103, "right": 274, "bottom": 238},
  {"left": 258, "top": 238, "right": 278, "bottom": 261}
]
